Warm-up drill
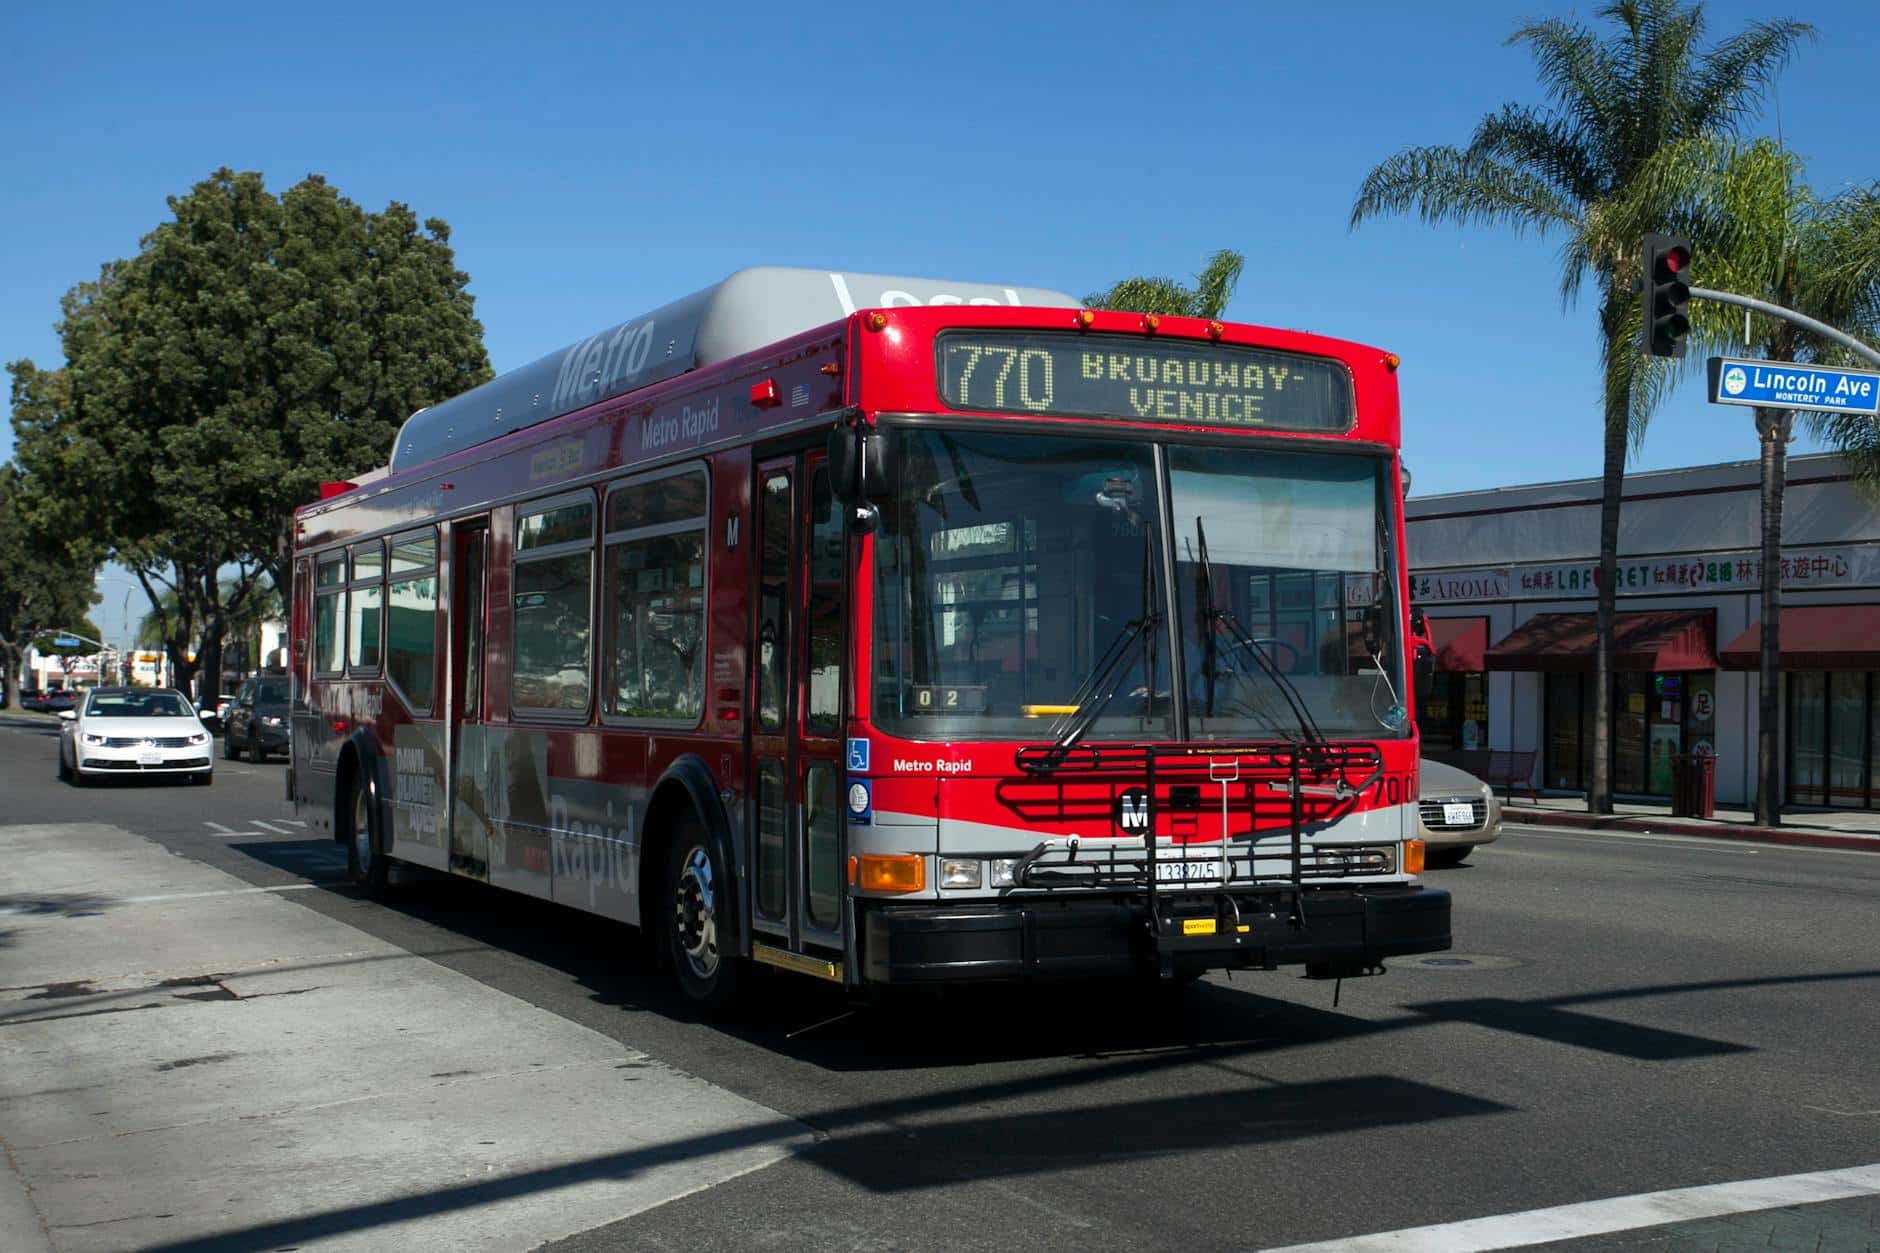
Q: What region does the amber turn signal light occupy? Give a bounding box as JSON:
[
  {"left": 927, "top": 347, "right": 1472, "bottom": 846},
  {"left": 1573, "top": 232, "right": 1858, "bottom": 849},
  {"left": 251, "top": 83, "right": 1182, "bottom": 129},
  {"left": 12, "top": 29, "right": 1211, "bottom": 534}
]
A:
[
  {"left": 1403, "top": 839, "right": 1426, "bottom": 875},
  {"left": 851, "top": 853, "right": 925, "bottom": 893},
  {"left": 864, "top": 311, "right": 889, "bottom": 332}
]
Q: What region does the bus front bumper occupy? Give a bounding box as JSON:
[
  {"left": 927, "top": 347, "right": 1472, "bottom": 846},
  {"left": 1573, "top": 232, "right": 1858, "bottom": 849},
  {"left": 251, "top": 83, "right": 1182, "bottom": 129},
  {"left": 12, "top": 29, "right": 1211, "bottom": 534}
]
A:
[{"left": 860, "top": 886, "right": 1451, "bottom": 983}]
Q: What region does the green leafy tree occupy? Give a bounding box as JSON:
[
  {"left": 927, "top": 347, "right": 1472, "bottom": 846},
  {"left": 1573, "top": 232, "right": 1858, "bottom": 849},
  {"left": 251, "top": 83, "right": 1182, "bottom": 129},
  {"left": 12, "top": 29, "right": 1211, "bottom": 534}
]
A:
[
  {"left": 1350, "top": 0, "right": 1809, "bottom": 813},
  {"left": 0, "top": 466, "right": 102, "bottom": 708},
  {"left": 9, "top": 168, "right": 491, "bottom": 706},
  {"left": 1617, "top": 138, "right": 1880, "bottom": 821},
  {"left": 1087, "top": 250, "right": 1244, "bottom": 317}
]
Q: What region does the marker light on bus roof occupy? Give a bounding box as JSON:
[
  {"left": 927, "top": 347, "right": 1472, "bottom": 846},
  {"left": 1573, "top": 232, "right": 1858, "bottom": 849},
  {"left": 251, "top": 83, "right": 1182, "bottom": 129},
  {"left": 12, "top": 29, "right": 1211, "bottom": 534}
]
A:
[
  {"left": 1143, "top": 314, "right": 1161, "bottom": 333},
  {"left": 1383, "top": 353, "right": 1402, "bottom": 372},
  {"left": 750, "top": 379, "right": 781, "bottom": 408},
  {"left": 1206, "top": 320, "right": 1225, "bottom": 340},
  {"left": 1074, "top": 309, "right": 1096, "bottom": 330},
  {"left": 864, "top": 311, "right": 889, "bottom": 332}
]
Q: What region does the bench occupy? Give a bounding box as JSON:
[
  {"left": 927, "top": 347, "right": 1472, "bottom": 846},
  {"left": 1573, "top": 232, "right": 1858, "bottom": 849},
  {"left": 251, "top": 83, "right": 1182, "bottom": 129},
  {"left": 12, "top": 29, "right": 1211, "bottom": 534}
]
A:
[{"left": 1429, "top": 748, "right": 1540, "bottom": 802}]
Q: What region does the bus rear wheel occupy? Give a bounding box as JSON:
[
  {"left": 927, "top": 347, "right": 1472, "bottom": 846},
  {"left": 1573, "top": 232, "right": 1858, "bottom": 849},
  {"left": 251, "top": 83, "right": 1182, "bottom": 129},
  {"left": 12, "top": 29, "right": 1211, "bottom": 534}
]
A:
[
  {"left": 666, "top": 819, "right": 742, "bottom": 1009},
  {"left": 343, "top": 768, "right": 391, "bottom": 898}
]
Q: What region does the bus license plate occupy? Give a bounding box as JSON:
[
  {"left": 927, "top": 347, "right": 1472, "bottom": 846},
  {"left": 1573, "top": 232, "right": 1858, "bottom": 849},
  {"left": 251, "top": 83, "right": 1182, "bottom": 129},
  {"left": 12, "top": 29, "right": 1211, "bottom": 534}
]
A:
[
  {"left": 1442, "top": 803, "right": 1474, "bottom": 826},
  {"left": 1155, "top": 861, "right": 1218, "bottom": 884}
]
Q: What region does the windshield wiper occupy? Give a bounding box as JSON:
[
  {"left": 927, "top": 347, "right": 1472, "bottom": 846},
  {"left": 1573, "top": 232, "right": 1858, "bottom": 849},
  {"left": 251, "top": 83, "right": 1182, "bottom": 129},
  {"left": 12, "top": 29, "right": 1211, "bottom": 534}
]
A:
[
  {"left": 1039, "top": 610, "right": 1161, "bottom": 760},
  {"left": 1194, "top": 516, "right": 1324, "bottom": 744},
  {"left": 1040, "top": 483, "right": 1162, "bottom": 761}
]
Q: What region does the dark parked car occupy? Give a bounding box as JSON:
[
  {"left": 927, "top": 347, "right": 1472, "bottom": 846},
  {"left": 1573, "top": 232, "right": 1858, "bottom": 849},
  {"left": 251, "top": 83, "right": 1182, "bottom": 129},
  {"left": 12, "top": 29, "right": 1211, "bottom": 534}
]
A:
[
  {"left": 223, "top": 675, "right": 290, "bottom": 763},
  {"left": 36, "top": 690, "right": 76, "bottom": 713}
]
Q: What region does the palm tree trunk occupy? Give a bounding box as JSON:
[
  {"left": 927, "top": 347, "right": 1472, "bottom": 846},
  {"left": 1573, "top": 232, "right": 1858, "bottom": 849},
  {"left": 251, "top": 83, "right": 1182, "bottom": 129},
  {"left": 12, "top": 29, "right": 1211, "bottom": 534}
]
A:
[
  {"left": 1590, "top": 381, "right": 1628, "bottom": 815},
  {"left": 1755, "top": 407, "right": 1793, "bottom": 826}
]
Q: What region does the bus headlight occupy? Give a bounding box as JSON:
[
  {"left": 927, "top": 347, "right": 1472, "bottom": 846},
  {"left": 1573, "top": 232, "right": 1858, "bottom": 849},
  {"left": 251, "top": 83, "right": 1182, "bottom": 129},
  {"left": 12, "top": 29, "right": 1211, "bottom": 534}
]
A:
[
  {"left": 989, "top": 858, "right": 1019, "bottom": 887},
  {"left": 939, "top": 859, "right": 982, "bottom": 889}
]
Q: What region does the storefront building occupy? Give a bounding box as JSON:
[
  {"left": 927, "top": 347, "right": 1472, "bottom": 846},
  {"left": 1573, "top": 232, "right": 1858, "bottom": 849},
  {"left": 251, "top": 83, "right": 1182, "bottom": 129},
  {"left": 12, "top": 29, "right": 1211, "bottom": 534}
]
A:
[{"left": 1406, "top": 452, "right": 1880, "bottom": 810}]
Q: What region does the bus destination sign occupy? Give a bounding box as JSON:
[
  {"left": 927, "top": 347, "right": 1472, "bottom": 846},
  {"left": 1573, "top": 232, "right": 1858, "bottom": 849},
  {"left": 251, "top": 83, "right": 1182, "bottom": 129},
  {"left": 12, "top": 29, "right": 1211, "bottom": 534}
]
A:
[{"left": 937, "top": 332, "right": 1354, "bottom": 433}]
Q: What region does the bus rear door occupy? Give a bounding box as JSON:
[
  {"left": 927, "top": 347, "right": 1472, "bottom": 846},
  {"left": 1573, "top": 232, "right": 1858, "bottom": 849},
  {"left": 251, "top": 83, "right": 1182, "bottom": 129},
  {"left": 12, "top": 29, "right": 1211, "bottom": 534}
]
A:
[{"left": 449, "top": 519, "right": 492, "bottom": 880}]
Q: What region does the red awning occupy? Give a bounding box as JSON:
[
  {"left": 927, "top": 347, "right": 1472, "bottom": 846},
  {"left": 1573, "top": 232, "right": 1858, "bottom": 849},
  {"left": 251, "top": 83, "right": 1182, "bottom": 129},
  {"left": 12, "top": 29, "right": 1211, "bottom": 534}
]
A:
[
  {"left": 1719, "top": 605, "right": 1880, "bottom": 670},
  {"left": 1485, "top": 610, "right": 1717, "bottom": 673},
  {"left": 1428, "top": 617, "right": 1488, "bottom": 672}
]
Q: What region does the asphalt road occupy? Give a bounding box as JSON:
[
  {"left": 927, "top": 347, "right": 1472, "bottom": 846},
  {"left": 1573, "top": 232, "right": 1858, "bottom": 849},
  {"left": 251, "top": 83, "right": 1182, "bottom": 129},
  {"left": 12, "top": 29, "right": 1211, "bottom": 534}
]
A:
[{"left": 2, "top": 711, "right": 1876, "bottom": 1251}]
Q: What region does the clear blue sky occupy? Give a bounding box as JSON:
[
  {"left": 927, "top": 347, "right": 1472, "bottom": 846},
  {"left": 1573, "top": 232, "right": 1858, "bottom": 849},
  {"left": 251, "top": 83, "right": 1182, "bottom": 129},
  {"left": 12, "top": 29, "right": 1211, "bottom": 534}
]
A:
[{"left": 4, "top": 1, "right": 1876, "bottom": 647}]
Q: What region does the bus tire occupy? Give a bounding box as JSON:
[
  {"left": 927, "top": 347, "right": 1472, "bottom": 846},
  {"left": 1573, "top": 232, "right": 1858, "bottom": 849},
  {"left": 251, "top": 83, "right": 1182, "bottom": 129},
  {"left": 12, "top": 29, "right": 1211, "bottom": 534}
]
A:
[
  {"left": 665, "top": 817, "right": 742, "bottom": 1009},
  {"left": 343, "top": 767, "right": 391, "bottom": 898}
]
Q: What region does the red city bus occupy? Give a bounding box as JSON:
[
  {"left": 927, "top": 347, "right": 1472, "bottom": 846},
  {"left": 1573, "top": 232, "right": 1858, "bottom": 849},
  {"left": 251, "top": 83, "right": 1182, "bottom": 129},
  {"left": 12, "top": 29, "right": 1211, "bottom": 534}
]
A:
[{"left": 289, "top": 267, "right": 1450, "bottom": 1006}]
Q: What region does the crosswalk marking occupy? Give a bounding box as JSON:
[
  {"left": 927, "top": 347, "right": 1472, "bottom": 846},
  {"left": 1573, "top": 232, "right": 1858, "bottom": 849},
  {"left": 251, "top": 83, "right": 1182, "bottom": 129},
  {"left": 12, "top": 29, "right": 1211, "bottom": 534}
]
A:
[{"left": 252, "top": 819, "right": 294, "bottom": 834}]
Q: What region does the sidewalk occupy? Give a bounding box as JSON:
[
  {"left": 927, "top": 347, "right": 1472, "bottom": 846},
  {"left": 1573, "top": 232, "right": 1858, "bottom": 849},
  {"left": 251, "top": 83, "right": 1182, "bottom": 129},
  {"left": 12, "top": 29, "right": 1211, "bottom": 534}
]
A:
[
  {"left": 0, "top": 821, "right": 809, "bottom": 1252},
  {"left": 1503, "top": 794, "right": 1880, "bottom": 853}
]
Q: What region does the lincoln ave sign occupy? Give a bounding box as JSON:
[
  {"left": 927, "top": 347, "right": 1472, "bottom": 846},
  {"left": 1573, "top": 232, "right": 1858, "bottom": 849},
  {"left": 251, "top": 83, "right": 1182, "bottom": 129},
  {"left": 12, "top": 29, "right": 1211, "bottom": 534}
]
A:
[{"left": 1706, "top": 356, "right": 1880, "bottom": 416}]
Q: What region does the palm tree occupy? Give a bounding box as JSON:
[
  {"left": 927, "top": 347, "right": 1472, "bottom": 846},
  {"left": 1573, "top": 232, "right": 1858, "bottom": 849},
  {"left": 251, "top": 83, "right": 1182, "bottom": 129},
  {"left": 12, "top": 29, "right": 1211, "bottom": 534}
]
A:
[
  {"left": 1350, "top": 0, "right": 1810, "bottom": 813},
  {"left": 1621, "top": 138, "right": 1880, "bottom": 822},
  {"left": 1087, "top": 250, "right": 1244, "bottom": 317}
]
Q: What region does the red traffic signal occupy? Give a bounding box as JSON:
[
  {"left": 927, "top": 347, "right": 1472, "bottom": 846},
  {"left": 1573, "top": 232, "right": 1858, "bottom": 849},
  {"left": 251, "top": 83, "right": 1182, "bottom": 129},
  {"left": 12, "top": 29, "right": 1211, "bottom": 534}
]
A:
[{"left": 1642, "top": 234, "right": 1693, "bottom": 358}]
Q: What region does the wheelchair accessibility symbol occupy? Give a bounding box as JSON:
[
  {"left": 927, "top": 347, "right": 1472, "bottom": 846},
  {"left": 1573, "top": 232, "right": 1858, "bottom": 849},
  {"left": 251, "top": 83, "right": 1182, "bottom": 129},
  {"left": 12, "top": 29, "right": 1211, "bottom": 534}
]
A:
[{"left": 846, "top": 738, "right": 871, "bottom": 772}]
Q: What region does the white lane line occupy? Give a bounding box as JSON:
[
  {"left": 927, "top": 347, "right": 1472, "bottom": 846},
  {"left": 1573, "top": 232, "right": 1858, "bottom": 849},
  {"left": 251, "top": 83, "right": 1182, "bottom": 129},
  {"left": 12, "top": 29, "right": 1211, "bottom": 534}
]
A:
[
  {"left": 281, "top": 818, "right": 307, "bottom": 827},
  {"left": 1504, "top": 823, "right": 1880, "bottom": 856},
  {"left": 203, "top": 821, "right": 246, "bottom": 836},
  {"left": 251, "top": 819, "right": 294, "bottom": 835},
  {"left": 1505, "top": 829, "right": 1762, "bottom": 855},
  {"left": 1260, "top": 1161, "right": 1880, "bottom": 1252},
  {"left": 119, "top": 884, "right": 324, "bottom": 904}
]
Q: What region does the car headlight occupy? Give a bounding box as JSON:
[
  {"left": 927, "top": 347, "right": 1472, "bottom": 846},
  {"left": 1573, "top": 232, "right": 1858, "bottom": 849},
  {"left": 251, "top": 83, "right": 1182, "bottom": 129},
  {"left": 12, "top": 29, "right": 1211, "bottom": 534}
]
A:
[
  {"left": 81, "top": 732, "right": 105, "bottom": 745},
  {"left": 263, "top": 715, "right": 284, "bottom": 727},
  {"left": 190, "top": 732, "right": 209, "bottom": 745}
]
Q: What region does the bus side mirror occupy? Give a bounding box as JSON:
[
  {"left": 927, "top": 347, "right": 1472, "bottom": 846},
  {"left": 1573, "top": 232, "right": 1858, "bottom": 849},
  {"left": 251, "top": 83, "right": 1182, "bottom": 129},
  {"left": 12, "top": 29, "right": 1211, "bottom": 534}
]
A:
[{"left": 826, "top": 421, "right": 901, "bottom": 505}]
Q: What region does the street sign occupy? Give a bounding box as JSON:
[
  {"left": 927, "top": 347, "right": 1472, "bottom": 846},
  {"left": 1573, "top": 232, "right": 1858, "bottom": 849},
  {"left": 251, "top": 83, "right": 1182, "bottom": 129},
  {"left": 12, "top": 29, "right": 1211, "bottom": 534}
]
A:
[
  {"left": 52, "top": 635, "right": 81, "bottom": 648},
  {"left": 1707, "top": 356, "right": 1880, "bottom": 416}
]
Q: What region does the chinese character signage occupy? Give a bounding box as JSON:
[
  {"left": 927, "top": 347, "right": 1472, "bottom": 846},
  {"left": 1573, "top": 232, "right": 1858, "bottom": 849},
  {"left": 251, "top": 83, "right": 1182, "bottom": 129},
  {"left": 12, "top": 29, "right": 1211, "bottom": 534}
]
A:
[{"left": 1413, "top": 546, "right": 1880, "bottom": 604}]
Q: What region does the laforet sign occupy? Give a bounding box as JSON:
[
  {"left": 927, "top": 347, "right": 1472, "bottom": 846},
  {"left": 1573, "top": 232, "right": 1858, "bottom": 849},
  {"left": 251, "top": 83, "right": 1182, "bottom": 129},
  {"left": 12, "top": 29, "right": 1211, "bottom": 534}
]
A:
[{"left": 1414, "top": 546, "right": 1880, "bottom": 604}]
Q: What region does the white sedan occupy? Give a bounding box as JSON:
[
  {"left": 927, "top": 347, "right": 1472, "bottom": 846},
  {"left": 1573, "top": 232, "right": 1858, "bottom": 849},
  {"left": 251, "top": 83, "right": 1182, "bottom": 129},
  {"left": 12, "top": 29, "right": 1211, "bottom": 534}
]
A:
[{"left": 57, "top": 687, "right": 215, "bottom": 786}]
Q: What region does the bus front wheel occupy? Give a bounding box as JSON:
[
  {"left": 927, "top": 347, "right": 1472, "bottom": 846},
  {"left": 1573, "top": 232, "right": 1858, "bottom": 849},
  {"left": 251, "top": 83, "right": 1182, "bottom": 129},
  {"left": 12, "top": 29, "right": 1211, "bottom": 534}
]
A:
[{"left": 665, "top": 818, "right": 742, "bottom": 1009}]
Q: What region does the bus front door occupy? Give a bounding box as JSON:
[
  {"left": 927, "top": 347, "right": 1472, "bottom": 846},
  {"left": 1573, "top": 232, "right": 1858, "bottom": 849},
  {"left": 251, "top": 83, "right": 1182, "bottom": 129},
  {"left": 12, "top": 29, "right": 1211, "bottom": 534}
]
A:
[
  {"left": 449, "top": 521, "right": 491, "bottom": 880},
  {"left": 750, "top": 452, "right": 847, "bottom": 974}
]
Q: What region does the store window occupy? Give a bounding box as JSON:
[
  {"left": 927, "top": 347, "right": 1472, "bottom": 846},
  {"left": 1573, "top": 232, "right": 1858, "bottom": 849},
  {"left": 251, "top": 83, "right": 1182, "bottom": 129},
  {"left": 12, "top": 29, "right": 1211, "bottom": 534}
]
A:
[
  {"left": 1544, "top": 670, "right": 1715, "bottom": 797},
  {"left": 1787, "top": 671, "right": 1876, "bottom": 809},
  {"left": 1418, "top": 672, "right": 1487, "bottom": 754}
]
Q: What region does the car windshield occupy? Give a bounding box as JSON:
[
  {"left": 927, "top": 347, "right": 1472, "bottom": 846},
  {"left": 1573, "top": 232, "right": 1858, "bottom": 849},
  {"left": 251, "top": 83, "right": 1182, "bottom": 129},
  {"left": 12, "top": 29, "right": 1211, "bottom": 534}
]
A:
[
  {"left": 254, "top": 678, "right": 289, "bottom": 703},
  {"left": 872, "top": 429, "right": 1406, "bottom": 742},
  {"left": 87, "top": 691, "right": 193, "bottom": 718}
]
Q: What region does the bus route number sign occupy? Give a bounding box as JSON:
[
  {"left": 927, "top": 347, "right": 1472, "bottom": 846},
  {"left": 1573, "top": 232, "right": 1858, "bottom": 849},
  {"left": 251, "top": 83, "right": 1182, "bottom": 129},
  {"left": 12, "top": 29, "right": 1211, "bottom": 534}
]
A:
[{"left": 937, "top": 331, "right": 1354, "bottom": 433}]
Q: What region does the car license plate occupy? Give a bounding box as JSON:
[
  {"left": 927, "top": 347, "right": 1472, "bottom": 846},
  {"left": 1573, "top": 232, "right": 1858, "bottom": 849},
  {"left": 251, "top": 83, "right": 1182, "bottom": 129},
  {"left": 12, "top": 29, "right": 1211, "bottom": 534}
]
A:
[
  {"left": 1442, "top": 802, "right": 1474, "bottom": 826},
  {"left": 1155, "top": 860, "right": 1219, "bottom": 883},
  {"left": 139, "top": 751, "right": 165, "bottom": 767}
]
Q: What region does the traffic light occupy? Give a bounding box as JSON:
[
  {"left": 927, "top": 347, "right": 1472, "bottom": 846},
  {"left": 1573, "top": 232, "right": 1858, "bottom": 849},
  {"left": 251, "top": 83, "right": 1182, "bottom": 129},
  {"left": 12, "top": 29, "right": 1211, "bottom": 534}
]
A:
[{"left": 1642, "top": 234, "right": 1693, "bottom": 358}]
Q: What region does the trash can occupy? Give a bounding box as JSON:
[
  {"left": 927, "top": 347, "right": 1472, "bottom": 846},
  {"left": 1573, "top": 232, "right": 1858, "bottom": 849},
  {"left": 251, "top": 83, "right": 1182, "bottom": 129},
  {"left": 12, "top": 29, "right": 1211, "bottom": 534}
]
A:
[{"left": 1670, "top": 753, "right": 1716, "bottom": 819}]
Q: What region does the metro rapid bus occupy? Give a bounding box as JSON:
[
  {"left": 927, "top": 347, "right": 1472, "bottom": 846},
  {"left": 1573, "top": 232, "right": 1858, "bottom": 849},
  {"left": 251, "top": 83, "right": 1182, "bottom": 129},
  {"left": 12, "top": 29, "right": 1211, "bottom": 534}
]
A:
[{"left": 288, "top": 267, "right": 1451, "bottom": 1006}]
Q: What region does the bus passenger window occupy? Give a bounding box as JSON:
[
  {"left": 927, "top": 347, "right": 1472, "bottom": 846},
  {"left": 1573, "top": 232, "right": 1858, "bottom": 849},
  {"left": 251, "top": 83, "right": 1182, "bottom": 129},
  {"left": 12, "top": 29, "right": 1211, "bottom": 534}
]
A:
[
  {"left": 604, "top": 468, "right": 708, "bottom": 722},
  {"left": 387, "top": 530, "right": 437, "bottom": 711},
  {"left": 348, "top": 540, "right": 384, "bottom": 672},
  {"left": 513, "top": 496, "right": 594, "bottom": 714},
  {"left": 314, "top": 553, "right": 345, "bottom": 674}
]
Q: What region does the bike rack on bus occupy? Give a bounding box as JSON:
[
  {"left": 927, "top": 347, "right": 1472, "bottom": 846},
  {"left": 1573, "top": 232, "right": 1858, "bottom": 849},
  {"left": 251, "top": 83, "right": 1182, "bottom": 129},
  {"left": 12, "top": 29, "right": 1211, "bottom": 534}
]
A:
[{"left": 1008, "top": 741, "right": 1385, "bottom": 950}]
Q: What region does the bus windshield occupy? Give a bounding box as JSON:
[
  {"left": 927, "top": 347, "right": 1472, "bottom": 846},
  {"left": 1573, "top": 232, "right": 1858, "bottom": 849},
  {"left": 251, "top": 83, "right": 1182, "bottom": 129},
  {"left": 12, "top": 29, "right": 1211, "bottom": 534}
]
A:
[{"left": 872, "top": 429, "right": 1406, "bottom": 742}]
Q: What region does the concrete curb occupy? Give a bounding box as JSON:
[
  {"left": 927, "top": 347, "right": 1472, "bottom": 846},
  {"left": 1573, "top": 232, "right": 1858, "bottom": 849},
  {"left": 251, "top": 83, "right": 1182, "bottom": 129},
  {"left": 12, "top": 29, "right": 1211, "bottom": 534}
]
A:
[{"left": 1505, "top": 805, "right": 1880, "bottom": 853}]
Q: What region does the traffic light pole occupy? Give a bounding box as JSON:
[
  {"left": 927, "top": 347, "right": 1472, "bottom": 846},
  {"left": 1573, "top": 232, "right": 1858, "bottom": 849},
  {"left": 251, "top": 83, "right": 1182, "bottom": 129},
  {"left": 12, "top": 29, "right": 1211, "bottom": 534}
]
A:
[{"left": 1691, "top": 287, "right": 1880, "bottom": 368}]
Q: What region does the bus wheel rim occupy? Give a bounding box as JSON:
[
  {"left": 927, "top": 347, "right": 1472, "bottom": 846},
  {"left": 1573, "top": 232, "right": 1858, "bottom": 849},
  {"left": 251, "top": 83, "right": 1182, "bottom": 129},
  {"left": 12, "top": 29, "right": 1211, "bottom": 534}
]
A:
[
  {"left": 673, "top": 845, "right": 718, "bottom": 981},
  {"left": 352, "top": 785, "right": 371, "bottom": 873}
]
